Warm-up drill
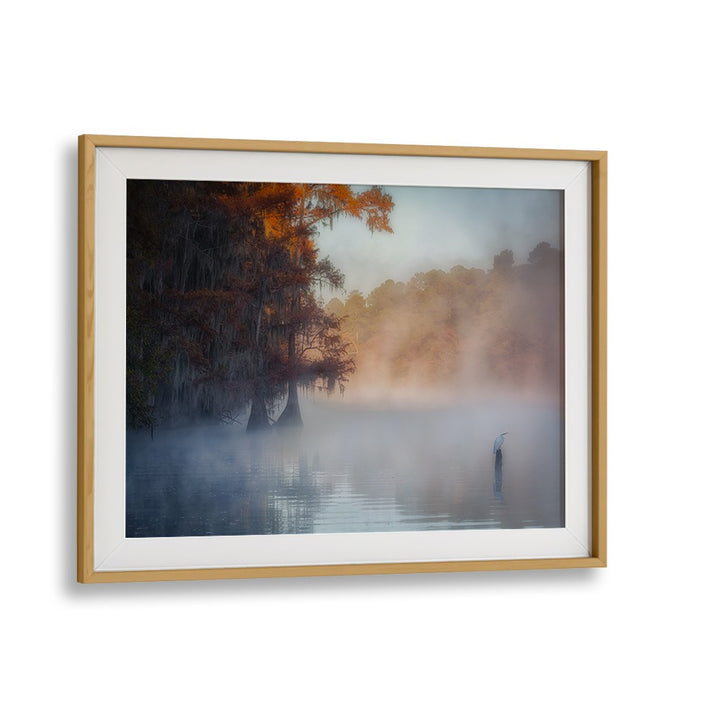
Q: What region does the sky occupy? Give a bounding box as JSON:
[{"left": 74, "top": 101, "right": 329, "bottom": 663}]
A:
[{"left": 314, "top": 185, "right": 563, "bottom": 298}]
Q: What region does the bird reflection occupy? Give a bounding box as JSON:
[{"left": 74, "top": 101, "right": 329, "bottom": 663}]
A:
[{"left": 493, "top": 448, "right": 505, "bottom": 503}]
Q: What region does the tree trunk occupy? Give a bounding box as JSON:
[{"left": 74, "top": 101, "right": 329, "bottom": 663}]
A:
[
  {"left": 276, "top": 330, "right": 303, "bottom": 427},
  {"left": 246, "top": 279, "right": 272, "bottom": 432},
  {"left": 246, "top": 388, "right": 271, "bottom": 432},
  {"left": 276, "top": 377, "right": 302, "bottom": 427}
]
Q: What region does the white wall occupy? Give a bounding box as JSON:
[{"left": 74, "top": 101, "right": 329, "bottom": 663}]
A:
[{"left": 3, "top": 2, "right": 718, "bottom": 718}]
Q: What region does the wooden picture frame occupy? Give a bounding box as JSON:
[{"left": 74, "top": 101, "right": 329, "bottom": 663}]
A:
[{"left": 78, "top": 135, "right": 606, "bottom": 583}]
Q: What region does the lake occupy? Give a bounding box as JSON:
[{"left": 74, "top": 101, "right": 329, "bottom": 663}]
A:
[{"left": 126, "top": 398, "right": 564, "bottom": 537}]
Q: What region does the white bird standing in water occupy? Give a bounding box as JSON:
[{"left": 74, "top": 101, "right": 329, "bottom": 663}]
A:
[{"left": 493, "top": 432, "right": 509, "bottom": 454}]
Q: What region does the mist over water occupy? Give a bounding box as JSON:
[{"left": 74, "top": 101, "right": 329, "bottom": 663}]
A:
[{"left": 126, "top": 396, "right": 563, "bottom": 537}]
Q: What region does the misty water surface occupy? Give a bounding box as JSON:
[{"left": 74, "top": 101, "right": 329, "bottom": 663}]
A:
[{"left": 126, "top": 399, "right": 563, "bottom": 537}]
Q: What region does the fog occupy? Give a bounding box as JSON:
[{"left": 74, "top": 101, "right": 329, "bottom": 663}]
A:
[
  {"left": 126, "top": 396, "right": 563, "bottom": 537},
  {"left": 327, "top": 261, "right": 563, "bottom": 406}
]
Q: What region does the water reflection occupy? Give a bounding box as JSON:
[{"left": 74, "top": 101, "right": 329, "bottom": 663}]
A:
[
  {"left": 493, "top": 449, "right": 505, "bottom": 504},
  {"left": 126, "top": 400, "right": 563, "bottom": 537}
]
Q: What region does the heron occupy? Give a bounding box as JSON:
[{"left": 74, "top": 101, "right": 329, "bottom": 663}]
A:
[{"left": 493, "top": 432, "right": 509, "bottom": 454}]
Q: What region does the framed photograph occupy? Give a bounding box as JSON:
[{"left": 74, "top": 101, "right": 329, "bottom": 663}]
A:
[{"left": 78, "top": 135, "right": 606, "bottom": 583}]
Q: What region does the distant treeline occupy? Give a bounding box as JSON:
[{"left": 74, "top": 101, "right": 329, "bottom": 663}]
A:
[{"left": 326, "top": 243, "right": 563, "bottom": 401}]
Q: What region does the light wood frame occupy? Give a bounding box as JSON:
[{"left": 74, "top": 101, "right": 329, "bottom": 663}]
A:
[{"left": 78, "top": 135, "right": 607, "bottom": 583}]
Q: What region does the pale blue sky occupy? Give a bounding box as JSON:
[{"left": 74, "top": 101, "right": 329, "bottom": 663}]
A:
[{"left": 314, "top": 185, "right": 563, "bottom": 298}]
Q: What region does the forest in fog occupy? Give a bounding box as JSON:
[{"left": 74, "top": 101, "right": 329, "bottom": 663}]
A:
[
  {"left": 126, "top": 180, "right": 562, "bottom": 433},
  {"left": 325, "top": 248, "right": 562, "bottom": 404}
]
